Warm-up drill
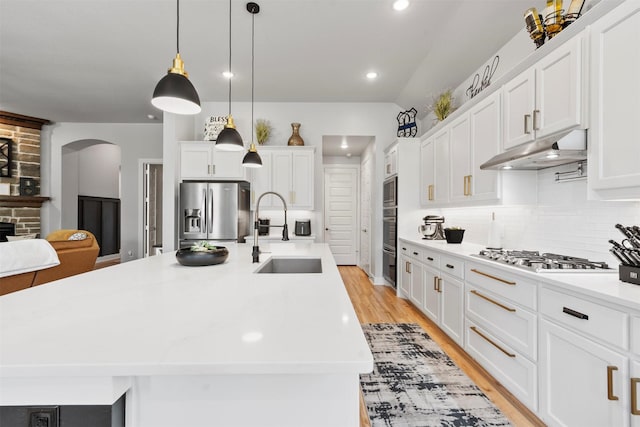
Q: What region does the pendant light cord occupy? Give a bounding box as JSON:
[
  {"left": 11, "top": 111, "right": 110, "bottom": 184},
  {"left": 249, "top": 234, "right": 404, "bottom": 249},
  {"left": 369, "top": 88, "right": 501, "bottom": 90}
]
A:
[
  {"left": 251, "top": 9, "right": 255, "bottom": 144},
  {"left": 176, "top": 0, "right": 180, "bottom": 53},
  {"left": 227, "top": 0, "right": 232, "bottom": 116}
]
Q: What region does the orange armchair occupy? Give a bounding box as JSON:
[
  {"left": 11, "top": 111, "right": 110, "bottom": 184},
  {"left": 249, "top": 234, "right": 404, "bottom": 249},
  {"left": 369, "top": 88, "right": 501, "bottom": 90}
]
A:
[{"left": 32, "top": 230, "right": 100, "bottom": 286}]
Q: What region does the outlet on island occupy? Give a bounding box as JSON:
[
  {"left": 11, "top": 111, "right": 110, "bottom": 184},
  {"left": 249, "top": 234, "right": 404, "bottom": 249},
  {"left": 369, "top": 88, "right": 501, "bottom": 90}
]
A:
[
  {"left": 127, "top": 250, "right": 134, "bottom": 258},
  {"left": 29, "top": 407, "right": 58, "bottom": 427}
]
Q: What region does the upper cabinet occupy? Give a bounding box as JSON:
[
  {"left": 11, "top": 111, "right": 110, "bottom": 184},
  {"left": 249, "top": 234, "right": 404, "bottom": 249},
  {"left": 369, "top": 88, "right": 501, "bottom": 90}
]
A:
[
  {"left": 249, "top": 147, "right": 315, "bottom": 210},
  {"left": 384, "top": 144, "right": 398, "bottom": 178},
  {"left": 503, "top": 35, "right": 584, "bottom": 150},
  {"left": 420, "top": 128, "right": 450, "bottom": 206},
  {"left": 180, "top": 142, "right": 246, "bottom": 180},
  {"left": 588, "top": 0, "right": 640, "bottom": 200}
]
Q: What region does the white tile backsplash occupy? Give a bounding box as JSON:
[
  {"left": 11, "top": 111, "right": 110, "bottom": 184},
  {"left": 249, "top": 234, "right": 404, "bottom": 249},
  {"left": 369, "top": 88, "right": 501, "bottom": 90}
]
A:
[{"left": 438, "top": 165, "right": 640, "bottom": 267}]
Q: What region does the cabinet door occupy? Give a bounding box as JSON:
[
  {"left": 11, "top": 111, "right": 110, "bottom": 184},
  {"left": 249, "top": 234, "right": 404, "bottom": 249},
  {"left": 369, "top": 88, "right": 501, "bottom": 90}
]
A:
[
  {"left": 440, "top": 274, "right": 464, "bottom": 346},
  {"left": 539, "top": 319, "right": 628, "bottom": 427},
  {"left": 633, "top": 359, "right": 640, "bottom": 427},
  {"left": 272, "top": 151, "right": 292, "bottom": 205},
  {"left": 212, "top": 150, "right": 246, "bottom": 180},
  {"left": 420, "top": 138, "right": 435, "bottom": 206},
  {"left": 433, "top": 129, "right": 450, "bottom": 204},
  {"left": 410, "top": 261, "right": 424, "bottom": 308},
  {"left": 250, "top": 151, "right": 273, "bottom": 209},
  {"left": 422, "top": 265, "right": 440, "bottom": 324},
  {"left": 291, "top": 150, "right": 314, "bottom": 209},
  {"left": 535, "top": 35, "right": 583, "bottom": 139},
  {"left": 503, "top": 67, "right": 536, "bottom": 150},
  {"left": 589, "top": 1, "right": 640, "bottom": 194},
  {"left": 449, "top": 114, "right": 471, "bottom": 203},
  {"left": 389, "top": 146, "right": 398, "bottom": 176},
  {"left": 180, "top": 143, "right": 213, "bottom": 179},
  {"left": 470, "top": 91, "right": 501, "bottom": 201},
  {"left": 399, "top": 256, "right": 411, "bottom": 298}
]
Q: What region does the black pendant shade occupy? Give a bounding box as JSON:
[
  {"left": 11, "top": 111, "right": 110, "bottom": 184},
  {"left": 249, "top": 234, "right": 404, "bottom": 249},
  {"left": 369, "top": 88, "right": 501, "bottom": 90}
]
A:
[
  {"left": 151, "top": 1, "right": 201, "bottom": 115},
  {"left": 242, "top": 1, "right": 263, "bottom": 168},
  {"left": 242, "top": 144, "right": 263, "bottom": 167},
  {"left": 152, "top": 57, "right": 201, "bottom": 115},
  {"left": 216, "top": 114, "right": 245, "bottom": 151}
]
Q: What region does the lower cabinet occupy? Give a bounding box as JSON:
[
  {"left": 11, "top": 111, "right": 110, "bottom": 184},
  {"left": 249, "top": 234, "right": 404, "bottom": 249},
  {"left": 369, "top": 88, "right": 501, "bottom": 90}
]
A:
[
  {"left": 410, "top": 261, "right": 424, "bottom": 308},
  {"left": 633, "top": 359, "right": 640, "bottom": 427},
  {"left": 399, "top": 254, "right": 411, "bottom": 297},
  {"left": 539, "top": 319, "right": 628, "bottom": 427}
]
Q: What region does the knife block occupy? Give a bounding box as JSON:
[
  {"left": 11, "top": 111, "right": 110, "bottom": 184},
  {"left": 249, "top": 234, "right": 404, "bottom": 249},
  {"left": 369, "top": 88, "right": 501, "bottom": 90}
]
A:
[{"left": 619, "top": 265, "right": 640, "bottom": 285}]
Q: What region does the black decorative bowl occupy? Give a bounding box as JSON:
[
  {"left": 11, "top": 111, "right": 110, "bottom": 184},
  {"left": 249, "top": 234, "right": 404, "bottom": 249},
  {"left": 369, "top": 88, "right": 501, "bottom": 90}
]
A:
[
  {"left": 176, "top": 246, "right": 229, "bottom": 266},
  {"left": 444, "top": 229, "right": 465, "bottom": 244}
]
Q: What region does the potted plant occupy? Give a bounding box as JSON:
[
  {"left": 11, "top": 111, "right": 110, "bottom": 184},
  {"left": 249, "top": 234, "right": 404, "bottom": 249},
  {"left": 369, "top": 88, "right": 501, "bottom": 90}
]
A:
[{"left": 255, "top": 119, "right": 272, "bottom": 145}]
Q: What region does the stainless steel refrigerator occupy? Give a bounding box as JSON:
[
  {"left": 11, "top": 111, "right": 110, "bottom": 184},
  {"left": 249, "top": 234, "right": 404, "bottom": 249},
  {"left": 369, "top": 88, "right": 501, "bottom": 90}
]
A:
[{"left": 179, "top": 181, "right": 250, "bottom": 246}]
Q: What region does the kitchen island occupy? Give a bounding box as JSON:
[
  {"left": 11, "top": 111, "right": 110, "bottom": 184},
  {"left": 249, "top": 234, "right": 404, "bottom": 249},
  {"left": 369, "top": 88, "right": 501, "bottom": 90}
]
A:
[{"left": 0, "top": 243, "right": 373, "bottom": 427}]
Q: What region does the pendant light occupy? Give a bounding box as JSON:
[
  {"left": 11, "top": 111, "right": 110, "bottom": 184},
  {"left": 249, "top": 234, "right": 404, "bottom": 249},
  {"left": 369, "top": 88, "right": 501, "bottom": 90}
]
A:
[
  {"left": 216, "top": 0, "right": 245, "bottom": 151},
  {"left": 242, "top": 2, "right": 263, "bottom": 168},
  {"left": 151, "top": 0, "right": 201, "bottom": 115}
]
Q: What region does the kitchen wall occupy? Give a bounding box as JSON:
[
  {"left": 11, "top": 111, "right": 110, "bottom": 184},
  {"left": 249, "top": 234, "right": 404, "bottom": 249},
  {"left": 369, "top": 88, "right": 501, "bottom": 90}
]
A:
[
  {"left": 42, "top": 123, "right": 163, "bottom": 261},
  {"left": 437, "top": 163, "right": 640, "bottom": 266}
]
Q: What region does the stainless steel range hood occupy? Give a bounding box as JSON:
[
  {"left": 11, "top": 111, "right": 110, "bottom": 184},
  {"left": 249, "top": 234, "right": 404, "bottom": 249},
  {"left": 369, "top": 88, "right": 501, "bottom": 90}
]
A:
[{"left": 480, "top": 129, "right": 587, "bottom": 170}]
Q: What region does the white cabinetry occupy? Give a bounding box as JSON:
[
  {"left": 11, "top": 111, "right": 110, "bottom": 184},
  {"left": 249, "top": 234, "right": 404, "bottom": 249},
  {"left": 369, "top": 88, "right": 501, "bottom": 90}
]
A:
[
  {"left": 588, "top": 0, "right": 640, "bottom": 200},
  {"left": 419, "top": 129, "right": 449, "bottom": 206},
  {"left": 249, "top": 147, "right": 315, "bottom": 210},
  {"left": 450, "top": 91, "right": 501, "bottom": 203},
  {"left": 398, "top": 243, "right": 425, "bottom": 308},
  {"left": 180, "top": 142, "right": 246, "bottom": 180},
  {"left": 464, "top": 262, "right": 538, "bottom": 410},
  {"left": 384, "top": 144, "right": 398, "bottom": 178},
  {"left": 503, "top": 35, "right": 584, "bottom": 150},
  {"left": 539, "top": 287, "right": 630, "bottom": 427}
]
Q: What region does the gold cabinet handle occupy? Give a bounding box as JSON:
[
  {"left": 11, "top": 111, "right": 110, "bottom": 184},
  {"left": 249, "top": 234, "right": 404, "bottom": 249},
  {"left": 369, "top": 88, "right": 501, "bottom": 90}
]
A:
[
  {"left": 437, "top": 277, "right": 442, "bottom": 293},
  {"left": 428, "top": 184, "right": 434, "bottom": 201},
  {"left": 470, "top": 268, "right": 516, "bottom": 285},
  {"left": 632, "top": 377, "right": 640, "bottom": 415},
  {"left": 470, "top": 326, "right": 516, "bottom": 358},
  {"left": 251, "top": 191, "right": 255, "bottom": 204},
  {"left": 533, "top": 109, "right": 540, "bottom": 130},
  {"left": 407, "top": 261, "right": 411, "bottom": 274},
  {"left": 607, "top": 366, "right": 619, "bottom": 401},
  {"left": 470, "top": 289, "right": 516, "bottom": 312},
  {"left": 467, "top": 175, "right": 472, "bottom": 196},
  {"left": 524, "top": 114, "right": 531, "bottom": 134},
  {"left": 433, "top": 276, "right": 438, "bottom": 291}
]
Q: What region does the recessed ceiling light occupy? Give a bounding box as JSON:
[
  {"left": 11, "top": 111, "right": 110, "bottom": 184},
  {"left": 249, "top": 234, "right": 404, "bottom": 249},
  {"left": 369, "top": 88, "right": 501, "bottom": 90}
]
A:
[
  {"left": 393, "top": 0, "right": 409, "bottom": 11},
  {"left": 502, "top": 165, "right": 513, "bottom": 170},
  {"left": 147, "top": 114, "right": 157, "bottom": 120},
  {"left": 341, "top": 141, "right": 348, "bottom": 149},
  {"left": 222, "top": 71, "right": 234, "bottom": 79},
  {"left": 546, "top": 153, "right": 559, "bottom": 159},
  {"left": 346, "top": 153, "right": 352, "bottom": 158},
  {"left": 366, "top": 72, "right": 378, "bottom": 80}
]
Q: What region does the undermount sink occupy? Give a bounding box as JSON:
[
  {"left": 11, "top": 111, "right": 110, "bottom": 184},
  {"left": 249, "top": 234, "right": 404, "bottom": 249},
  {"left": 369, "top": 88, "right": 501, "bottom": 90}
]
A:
[{"left": 255, "top": 257, "right": 322, "bottom": 274}]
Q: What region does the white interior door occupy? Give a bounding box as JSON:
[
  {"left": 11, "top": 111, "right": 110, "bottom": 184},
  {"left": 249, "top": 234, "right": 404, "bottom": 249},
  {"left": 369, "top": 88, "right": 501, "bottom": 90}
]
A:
[
  {"left": 359, "top": 155, "right": 372, "bottom": 275},
  {"left": 324, "top": 167, "right": 358, "bottom": 265}
]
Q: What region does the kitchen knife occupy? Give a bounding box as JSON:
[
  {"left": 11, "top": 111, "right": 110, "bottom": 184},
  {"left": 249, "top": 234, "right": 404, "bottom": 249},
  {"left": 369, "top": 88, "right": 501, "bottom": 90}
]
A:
[
  {"left": 610, "top": 248, "right": 633, "bottom": 266},
  {"left": 609, "top": 239, "right": 625, "bottom": 249},
  {"left": 615, "top": 224, "right": 640, "bottom": 248},
  {"left": 623, "top": 249, "right": 640, "bottom": 266}
]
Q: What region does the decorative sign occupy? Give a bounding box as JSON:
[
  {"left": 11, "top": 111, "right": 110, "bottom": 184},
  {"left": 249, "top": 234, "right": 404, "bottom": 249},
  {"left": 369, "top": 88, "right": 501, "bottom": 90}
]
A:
[
  {"left": 397, "top": 108, "right": 418, "bottom": 137},
  {"left": 0, "top": 138, "right": 12, "bottom": 178},
  {"left": 466, "top": 55, "right": 500, "bottom": 99},
  {"left": 204, "top": 115, "right": 228, "bottom": 141}
]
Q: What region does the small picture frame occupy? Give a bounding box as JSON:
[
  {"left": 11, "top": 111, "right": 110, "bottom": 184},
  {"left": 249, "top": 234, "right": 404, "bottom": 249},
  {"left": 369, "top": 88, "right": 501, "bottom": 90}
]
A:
[
  {"left": 19, "top": 177, "right": 38, "bottom": 196},
  {"left": 0, "top": 138, "right": 12, "bottom": 178},
  {"left": 204, "top": 115, "right": 228, "bottom": 141}
]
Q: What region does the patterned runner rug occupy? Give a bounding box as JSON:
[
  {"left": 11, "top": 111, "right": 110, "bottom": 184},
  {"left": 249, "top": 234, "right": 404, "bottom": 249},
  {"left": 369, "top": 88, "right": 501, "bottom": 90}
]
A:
[{"left": 360, "top": 323, "right": 512, "bottom": 427}]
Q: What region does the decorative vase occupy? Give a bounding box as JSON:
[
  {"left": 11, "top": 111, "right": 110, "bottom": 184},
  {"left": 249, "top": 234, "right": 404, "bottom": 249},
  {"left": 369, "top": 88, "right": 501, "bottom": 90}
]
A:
[{"left": 287, "top": 122, "right": 304, "bottom": 146}]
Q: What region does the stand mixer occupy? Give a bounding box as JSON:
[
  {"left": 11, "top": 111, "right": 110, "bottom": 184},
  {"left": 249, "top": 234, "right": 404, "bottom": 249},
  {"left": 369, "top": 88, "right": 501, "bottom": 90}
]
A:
[{"left": 419, "top": 215, "right": 445, "bottom": 240}]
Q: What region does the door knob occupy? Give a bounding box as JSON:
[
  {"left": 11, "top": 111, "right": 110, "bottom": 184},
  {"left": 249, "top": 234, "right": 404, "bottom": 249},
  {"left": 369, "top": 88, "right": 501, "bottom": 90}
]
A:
[{"left": 325, "top": 227, "right": 329, "bottom": 231}]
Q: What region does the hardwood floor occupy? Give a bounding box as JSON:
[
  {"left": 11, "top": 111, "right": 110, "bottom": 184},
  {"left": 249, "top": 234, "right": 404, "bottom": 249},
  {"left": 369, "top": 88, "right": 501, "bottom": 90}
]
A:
[{"left": 338, "top": 265, "right": 545, "bottom": 427}]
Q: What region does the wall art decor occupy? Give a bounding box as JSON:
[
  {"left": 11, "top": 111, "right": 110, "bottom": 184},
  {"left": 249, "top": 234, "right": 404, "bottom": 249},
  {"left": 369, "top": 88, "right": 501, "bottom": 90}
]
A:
[
  {"left": 287, "top": 122, "right": 304, "bottom": 146},
  {"left": 396, "top": 108, "right": 417, "bottom": 137},
  {"left": 0, "top": 138, "right": 12, "bottom": 178},
  {"left": 204, "top": 115, "right": 228, "bottom": 141},
  {"left": 466, "top": 55, "right": 500, "bottom": 99}
]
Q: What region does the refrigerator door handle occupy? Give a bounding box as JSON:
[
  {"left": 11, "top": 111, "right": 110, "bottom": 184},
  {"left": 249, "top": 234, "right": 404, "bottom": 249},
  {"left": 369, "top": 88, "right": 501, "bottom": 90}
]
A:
[{"left": 208, "top": 187, "right": 214, "bottom": 235}]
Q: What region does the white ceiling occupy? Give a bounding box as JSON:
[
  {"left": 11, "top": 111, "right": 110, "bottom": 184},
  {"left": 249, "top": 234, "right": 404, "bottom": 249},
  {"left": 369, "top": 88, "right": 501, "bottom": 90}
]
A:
[
  {"left": 0, "top": 0, "right": 535, "bottom": 124},
  {"left": 322, "top": 135, "right": 373, "bottom": 157}
]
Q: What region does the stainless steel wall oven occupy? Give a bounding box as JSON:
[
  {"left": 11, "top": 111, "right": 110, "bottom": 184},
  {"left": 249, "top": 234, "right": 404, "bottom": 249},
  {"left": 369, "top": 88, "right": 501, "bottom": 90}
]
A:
[{"left": 382, "top": 174, "right": 398, "bottom": 287}]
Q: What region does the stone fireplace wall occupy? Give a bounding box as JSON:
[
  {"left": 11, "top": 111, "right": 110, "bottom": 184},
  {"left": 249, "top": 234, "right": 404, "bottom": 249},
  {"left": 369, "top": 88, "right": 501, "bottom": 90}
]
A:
[{"left": 0, "top": 111, "right": 49, "bottom": 237}]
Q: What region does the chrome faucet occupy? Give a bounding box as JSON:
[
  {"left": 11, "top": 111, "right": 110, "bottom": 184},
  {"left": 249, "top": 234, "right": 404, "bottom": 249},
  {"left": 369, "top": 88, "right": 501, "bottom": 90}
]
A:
[{"left": 253, "top": 191, "right": 289, "bottom": 263}]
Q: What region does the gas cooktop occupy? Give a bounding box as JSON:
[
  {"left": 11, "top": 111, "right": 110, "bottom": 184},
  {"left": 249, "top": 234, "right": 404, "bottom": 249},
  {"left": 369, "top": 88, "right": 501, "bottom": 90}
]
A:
[{"left": 470, "top": 249, "right": 613, "bottom": 273}]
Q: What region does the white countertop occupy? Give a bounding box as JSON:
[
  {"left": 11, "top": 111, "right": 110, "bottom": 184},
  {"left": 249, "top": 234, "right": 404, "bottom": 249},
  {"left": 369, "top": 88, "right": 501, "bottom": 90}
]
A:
[
  {"left": 0, "top": 243, "right": 373, "bottom": 378},
  {"left": 400, "top": 237, "right": 640, "bottom": 312}
]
